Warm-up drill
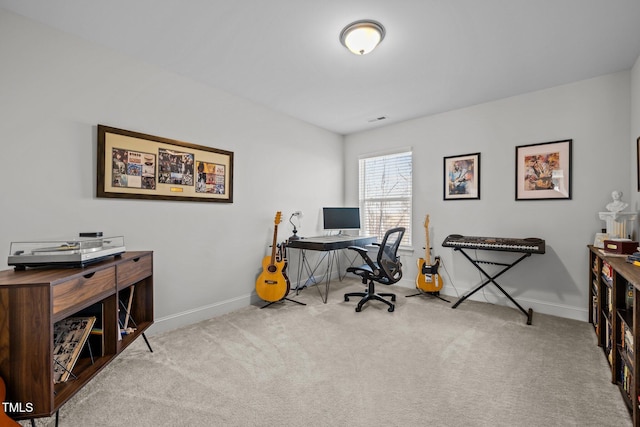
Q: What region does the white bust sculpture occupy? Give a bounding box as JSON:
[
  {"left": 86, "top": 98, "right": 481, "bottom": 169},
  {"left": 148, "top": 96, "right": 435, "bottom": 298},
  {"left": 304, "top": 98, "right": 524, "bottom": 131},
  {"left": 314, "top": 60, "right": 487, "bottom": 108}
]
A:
[
  {"left": 599, "top": 190, "right": 636, "bottom": 239},
  {"left": 606, "top": 190, "right": 629, "bottom": 213}
]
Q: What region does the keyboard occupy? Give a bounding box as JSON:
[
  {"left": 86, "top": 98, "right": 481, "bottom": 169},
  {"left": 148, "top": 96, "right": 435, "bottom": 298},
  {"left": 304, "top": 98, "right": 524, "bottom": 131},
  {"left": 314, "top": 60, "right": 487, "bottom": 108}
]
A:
[{"left": 442, "top": 234, "right": 545, "bottom": 254}]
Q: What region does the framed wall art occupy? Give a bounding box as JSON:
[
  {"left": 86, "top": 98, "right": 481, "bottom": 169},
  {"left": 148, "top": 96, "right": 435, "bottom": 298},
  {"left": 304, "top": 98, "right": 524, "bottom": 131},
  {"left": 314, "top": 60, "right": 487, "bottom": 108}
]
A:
[
  {"left": 443, "top": 152, "right": 480, "bottom": 200},
  {"left": 637, "top": 136, "right": 640, "bottom": 191},
  {"left": 515, "top": 139, "right": 571, "bottom": 201},
  {"left": 97, "top": 125, "right": 234, "bottom": 203}
]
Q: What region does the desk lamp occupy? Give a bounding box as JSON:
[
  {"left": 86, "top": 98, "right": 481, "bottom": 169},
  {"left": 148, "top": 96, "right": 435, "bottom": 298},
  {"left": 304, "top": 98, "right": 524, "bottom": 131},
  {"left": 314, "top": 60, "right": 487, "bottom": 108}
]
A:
[{"left": 289, "top": 211, "right": 302, "bottom": 241}]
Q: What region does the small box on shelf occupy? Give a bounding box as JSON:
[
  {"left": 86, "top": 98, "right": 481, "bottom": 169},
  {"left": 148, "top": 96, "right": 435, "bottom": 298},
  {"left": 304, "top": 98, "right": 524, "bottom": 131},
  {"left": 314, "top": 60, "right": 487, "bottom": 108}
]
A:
[{"left": 604, "top": 239, "right": 639, "bottom": 255}]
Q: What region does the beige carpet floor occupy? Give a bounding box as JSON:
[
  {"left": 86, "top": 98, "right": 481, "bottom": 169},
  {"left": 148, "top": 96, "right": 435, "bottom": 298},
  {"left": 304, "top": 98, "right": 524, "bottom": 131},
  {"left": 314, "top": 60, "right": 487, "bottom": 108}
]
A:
[{"left": 22, "top": 278, "right": 632, "bottom": 426}]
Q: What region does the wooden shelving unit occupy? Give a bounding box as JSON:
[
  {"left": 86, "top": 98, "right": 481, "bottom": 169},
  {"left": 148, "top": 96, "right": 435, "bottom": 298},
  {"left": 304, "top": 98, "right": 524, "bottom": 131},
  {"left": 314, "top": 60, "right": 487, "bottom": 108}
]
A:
[
  {"left": 589, "top": 246, "right": 639, "bottom": 425},
  {"left": 0, "top": 251, "right": 153, "bottom": 422}
]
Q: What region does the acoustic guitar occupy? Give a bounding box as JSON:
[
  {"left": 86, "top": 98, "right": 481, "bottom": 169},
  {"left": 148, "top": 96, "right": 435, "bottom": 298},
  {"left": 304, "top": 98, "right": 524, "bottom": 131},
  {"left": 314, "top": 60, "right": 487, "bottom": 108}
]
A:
[
  {"left": 415, "top": 214, "right": 444, "bottom": 292},
  {"left": 0, "top": 376, "right": 20, "bottom": 427},
  {"left": 256, "top": 212, "right": 289, "bottom": 302}
]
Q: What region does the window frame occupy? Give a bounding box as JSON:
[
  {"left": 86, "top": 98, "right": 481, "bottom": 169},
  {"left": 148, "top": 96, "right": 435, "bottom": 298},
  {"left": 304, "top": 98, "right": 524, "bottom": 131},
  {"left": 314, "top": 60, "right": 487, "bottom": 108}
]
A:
[{"left": 358, "top": 148, "right": 413, "bottom": 248}]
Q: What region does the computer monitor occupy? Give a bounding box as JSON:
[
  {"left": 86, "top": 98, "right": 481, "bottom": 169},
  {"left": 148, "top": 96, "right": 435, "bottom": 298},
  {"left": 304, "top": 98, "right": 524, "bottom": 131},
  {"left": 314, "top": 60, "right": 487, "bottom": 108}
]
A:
[{"left": 322, "top": 207, "right": 361, "bottom": 231}]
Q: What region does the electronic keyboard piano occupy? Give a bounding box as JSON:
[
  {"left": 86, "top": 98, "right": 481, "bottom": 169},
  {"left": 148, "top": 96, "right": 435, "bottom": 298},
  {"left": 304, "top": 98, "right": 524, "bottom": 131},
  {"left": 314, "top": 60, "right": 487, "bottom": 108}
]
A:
[
  {"left": 442, "top": 234, "right": 545, "bottom": 254},
  {"left": 441, "top": 234, "right": 546, "bottom": 325}
]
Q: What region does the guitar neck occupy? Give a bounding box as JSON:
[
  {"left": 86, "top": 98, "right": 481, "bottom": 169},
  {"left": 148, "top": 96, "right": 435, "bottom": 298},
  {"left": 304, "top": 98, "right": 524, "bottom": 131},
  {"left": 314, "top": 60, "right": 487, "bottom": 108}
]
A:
[
  {"left": 425, "top": 243, "right": 431, "bottom": 264},
  {"left": 270, "top": 225, "right": 279, "bottom": 264},
  {"left": 425, "top": 224, "right": 431, "bottom": 264}
]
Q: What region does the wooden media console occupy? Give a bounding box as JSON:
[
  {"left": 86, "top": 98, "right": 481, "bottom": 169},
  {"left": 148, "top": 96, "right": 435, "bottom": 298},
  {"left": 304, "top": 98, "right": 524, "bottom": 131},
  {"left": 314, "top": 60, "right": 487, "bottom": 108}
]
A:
[{"left": 0, "top": 251, "right": 153, "bottom": 422}]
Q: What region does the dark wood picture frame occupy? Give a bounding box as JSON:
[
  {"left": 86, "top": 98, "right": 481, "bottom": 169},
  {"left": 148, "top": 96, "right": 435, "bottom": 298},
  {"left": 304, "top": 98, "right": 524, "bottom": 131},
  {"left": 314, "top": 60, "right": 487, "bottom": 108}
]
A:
[
  {"left": 515, "top": 139, "right": 571, "bottom": 201},
  {"left": 97, "top": 125, "right": 234, "bottom": 203},
  {"left": 637, "top": 136, "right": 640, "bottom": 191},
  {"left": 443, "top": 152, "right": 481, "bottom": 200}
]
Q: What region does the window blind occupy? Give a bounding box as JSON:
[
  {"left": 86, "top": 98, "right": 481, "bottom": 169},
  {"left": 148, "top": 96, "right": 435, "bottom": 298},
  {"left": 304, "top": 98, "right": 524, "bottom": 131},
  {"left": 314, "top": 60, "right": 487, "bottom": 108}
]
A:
[{"left": 359, "top": 151, "right": 412, "bottom": 246}]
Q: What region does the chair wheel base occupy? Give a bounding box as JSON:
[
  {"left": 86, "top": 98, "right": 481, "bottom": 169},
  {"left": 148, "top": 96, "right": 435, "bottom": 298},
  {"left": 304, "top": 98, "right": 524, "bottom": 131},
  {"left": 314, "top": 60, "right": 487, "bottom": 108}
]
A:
[{"left": 344, "top": 286, "right": 396, "bottom": 313}]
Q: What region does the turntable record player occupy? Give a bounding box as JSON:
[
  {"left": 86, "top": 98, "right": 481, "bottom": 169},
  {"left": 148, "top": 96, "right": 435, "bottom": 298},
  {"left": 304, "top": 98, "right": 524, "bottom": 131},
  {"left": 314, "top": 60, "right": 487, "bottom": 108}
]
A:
[{"left": 8, "top": 236, "right": 125, "bottom": 269}]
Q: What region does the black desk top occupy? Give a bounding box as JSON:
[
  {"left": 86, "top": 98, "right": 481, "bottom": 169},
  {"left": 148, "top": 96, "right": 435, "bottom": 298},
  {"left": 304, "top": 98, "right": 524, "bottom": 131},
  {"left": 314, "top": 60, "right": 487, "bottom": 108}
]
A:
[{"left": 287, "top": 235, "right": 376, "bottom": 251}]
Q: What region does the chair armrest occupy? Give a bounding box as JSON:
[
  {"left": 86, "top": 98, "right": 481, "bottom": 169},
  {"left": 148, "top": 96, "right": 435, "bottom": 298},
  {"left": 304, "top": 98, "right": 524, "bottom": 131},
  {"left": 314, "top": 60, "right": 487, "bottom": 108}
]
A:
[
  {"left": 347, "top": 245, "right": 368, "bottom": 256},
  {"left": 347, "top": 245, "right": 377, "bottom": 271}
]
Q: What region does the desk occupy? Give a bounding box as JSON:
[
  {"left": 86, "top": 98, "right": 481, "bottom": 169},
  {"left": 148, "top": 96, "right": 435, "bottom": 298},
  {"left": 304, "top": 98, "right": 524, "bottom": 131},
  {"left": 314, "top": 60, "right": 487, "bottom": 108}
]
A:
[{"left": 287, "top": 235, "right": 376, "bottom": 303}]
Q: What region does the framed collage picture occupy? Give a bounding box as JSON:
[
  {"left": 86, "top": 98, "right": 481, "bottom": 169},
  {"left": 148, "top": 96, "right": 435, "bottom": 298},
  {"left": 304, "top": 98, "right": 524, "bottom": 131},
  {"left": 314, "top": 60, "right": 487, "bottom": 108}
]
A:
[
  {"left": 443, "top": 152, "right": 480, "bottom": 200},
  {"left": 97, "top": 125, "right": 234, "bottom": 203},
  {"left": 637, "top": 136, "right": 640, "bottom": 191},
  {"left": 515, "top": 139, "right": 572, "bottom": 200}
]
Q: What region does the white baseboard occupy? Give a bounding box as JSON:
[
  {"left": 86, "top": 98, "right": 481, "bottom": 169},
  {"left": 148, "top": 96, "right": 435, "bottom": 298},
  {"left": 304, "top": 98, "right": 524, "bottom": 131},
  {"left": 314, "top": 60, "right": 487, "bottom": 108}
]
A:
[
  {"left": 149, "top": 293, "right": 259, "bottom": 335},
  {"left": 151, "top": 265, "right": 350, "bottom": 334},
  {"left": 397, "top": 279, "right": 587, "bottom": 322},
  {"left": 151, "top": 277, "right": 587, "bottom": 335}
]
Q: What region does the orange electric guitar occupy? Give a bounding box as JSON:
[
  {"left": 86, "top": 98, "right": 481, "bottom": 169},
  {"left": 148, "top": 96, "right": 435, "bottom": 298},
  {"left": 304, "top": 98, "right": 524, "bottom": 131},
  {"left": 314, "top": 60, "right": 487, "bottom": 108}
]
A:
[
  {"left": 416, "top": 215, "right": 444, "bottom": 293},
  {"left": 1, "top": 377, "right": 20, "bottom": 427},
  {"left": 256, "top": 212, "right": 289, "bottom": 302}
]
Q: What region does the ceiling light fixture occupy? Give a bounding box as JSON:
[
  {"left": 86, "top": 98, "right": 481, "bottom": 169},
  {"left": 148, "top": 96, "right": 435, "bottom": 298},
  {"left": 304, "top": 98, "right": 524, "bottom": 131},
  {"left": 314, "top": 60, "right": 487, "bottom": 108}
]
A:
[{"left": 339, "top": 20, "right": 385, "bottom": 55}]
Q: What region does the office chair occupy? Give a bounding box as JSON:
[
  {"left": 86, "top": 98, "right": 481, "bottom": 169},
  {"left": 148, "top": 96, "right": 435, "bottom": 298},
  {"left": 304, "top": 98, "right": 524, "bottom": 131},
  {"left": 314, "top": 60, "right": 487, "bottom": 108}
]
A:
[{"left": 344, "top": 227, "right": 405, "bottom": 312}]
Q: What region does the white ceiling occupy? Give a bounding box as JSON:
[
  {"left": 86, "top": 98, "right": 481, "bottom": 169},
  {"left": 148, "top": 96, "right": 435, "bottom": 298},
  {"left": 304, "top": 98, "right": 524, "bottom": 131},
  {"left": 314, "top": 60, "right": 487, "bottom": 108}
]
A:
[{"left": 3, "top": 1, "right": 640, "bottom": 135}]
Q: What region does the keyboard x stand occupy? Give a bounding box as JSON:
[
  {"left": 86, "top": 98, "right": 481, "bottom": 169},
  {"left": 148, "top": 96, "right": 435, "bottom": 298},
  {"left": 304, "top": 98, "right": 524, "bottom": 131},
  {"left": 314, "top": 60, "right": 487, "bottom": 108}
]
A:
[{"left": 450, "top": 247, "right": 534, "bottom": 325}]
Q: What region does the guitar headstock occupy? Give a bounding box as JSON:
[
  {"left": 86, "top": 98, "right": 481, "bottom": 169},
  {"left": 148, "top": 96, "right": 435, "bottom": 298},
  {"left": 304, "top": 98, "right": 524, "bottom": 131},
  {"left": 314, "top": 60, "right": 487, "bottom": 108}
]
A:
[{"left": 274, "top": 211, "right": 282, "bottom": 225}]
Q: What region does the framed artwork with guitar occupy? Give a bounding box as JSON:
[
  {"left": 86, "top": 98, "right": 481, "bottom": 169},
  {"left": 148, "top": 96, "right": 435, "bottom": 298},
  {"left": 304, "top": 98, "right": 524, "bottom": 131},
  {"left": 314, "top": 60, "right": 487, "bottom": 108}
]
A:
[
  {"left": 515, "top": 139, "right": 571, "bottom": 200},
  {"left": 415, "top": 215, "right": 444, "bottom": 293},
  {"left": 443, "top": 152, "right": 480, "bottom": 200}
]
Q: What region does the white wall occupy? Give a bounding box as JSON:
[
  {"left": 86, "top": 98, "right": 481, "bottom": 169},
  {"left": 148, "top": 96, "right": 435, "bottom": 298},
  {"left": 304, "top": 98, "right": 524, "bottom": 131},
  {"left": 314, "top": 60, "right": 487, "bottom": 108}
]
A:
[
  {"left": 0, "top": 9, "right": 344, "bottom": 333},
  {"left": 344, "top": 72, "right": 632, "bottom": 321},
  {"left": 3, "top": 7, "right": 638, "bottom": 328}
]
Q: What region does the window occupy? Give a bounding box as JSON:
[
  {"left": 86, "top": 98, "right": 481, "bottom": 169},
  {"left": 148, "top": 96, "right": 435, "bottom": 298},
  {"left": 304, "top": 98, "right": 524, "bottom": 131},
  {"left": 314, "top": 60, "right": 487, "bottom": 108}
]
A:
[{"left": 359, "top": 150, "right": 412, "bottom": 246}]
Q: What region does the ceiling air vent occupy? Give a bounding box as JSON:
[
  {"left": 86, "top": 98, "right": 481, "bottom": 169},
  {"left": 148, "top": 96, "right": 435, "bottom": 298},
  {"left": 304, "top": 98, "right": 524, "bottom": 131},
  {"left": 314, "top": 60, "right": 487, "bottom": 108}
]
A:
[{"left": 367, "top": 116, "right": 387, "bottom": 123}]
